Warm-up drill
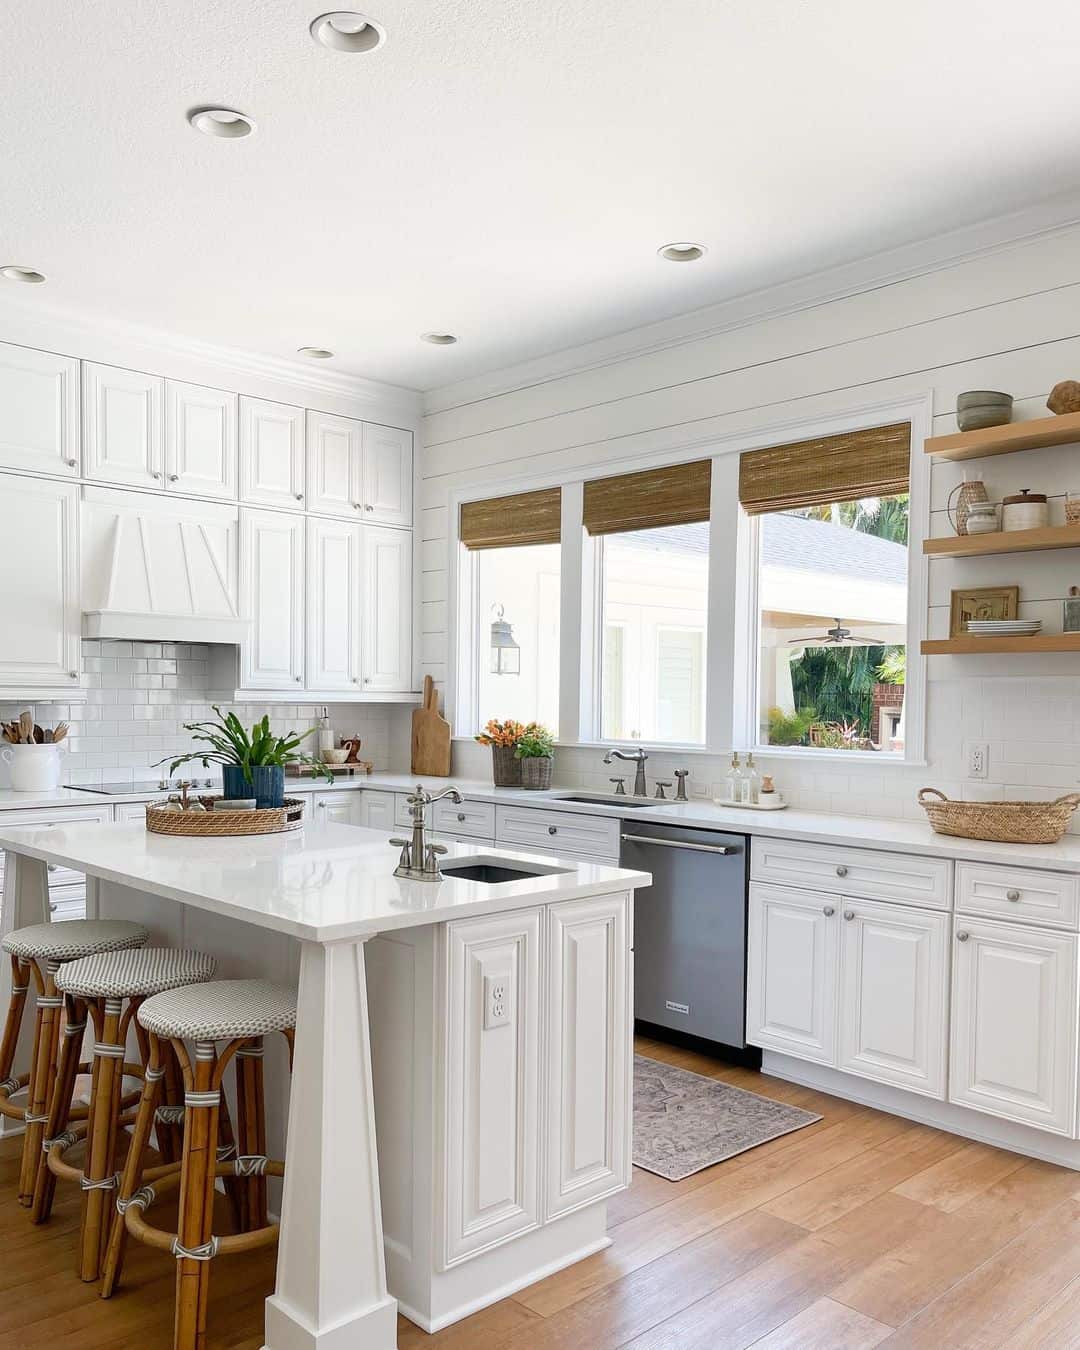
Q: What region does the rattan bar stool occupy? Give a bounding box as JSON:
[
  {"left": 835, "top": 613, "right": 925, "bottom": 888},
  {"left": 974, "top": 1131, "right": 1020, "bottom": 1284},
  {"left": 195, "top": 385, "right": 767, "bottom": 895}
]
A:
[
  {"left": 37, "top": 947, "right": 218, "bottom": 1283},
  {"left": 0, "top": 920, "right": 149, "bottom": 1207},
  {"left": 101, "top": 979, "right": 296, "bottom": 1350}
]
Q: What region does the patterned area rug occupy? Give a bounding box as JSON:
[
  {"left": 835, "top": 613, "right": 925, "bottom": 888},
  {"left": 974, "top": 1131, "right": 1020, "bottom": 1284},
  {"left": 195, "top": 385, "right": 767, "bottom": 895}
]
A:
[{"left": 633, "top": 1055, "right": 822, "bottom": 1181}]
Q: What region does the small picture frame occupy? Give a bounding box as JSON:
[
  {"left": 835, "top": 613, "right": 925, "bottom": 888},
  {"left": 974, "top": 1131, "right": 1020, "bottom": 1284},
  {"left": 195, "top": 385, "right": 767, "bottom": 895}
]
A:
[
  {"left": 949, "top": 585, "right": 1020, "bottom": 637},
  {"left": 1065, "top": 586, "right": 1080, "bottom": 634}
]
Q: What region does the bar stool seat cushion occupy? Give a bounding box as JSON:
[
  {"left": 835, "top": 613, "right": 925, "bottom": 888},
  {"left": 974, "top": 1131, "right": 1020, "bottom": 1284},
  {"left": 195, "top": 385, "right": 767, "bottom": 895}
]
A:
[
  {"left": 1, "top": 920, "right": 149, "bottom": 963},
  {"left": 138, "top": 979, "right": 297, "bottom": 1042},
  {"left": 55, "top": 948, "right": 217, "bottom": 999}
]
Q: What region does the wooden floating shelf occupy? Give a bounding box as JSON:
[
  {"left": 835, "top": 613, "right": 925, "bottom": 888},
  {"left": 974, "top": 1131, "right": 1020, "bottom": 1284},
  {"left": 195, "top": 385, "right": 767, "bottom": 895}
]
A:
[
  {"left": 923, "top": 523, "right": 1080, "bottom": 559},
  {"left": 924, "top": 409, "right": 1080, "bottom": 461},
  {"left": 921, "top": 633, "right": 1080, "bottom": 656}
]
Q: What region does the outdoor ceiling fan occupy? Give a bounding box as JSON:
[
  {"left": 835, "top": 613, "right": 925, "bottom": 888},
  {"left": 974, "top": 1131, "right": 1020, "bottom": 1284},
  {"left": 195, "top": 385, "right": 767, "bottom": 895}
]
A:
[{"left": 788, "top": 619, "right": 889, "bottom": 646}]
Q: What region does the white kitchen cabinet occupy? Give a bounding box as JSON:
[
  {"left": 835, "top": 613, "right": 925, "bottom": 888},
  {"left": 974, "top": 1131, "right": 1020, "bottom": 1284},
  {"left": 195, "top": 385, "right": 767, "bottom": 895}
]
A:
[
  {"left": 239, "top": 397, "right": 306, "bottom": 511},
  {"left": 950, "top": 916, "right": 1078, "bottom": 1135},
  {"left": 306, "top": 517, "right": 362, "bottom": 691},
  {"left": 544, "top": 892, "right": 631, "bottom": 1220},
  {"left": 441, "top": 908, "right": 542, "bottom": 1266},
  {"left": 239, "top": 508, "right": 304, "bottom": 690},
  {"left": 311, "top": 792, "right": 362, "bottom": 826},
  {"left": 306, "top": 410, "right": 363, "bottom": 518},
  {"left": 747, "top": 883, "right": 838, "bottom": 1064},
  {"left": 359, "top": 790, "right": 396, "bottom": 830},
  {"left": 837, "top": 898, "right": 949, "bottom": 1098},
  {"left": 165, "top": 380, "right": 237, "bottom": 499},
  {"left": 0, "top": 342, "right": 80, "bottom": 476},
  {"left": 82, "top": 362, "right": 164, "bottom": 489},
  {"left": 113, "top": 802, "right": 153, "bottom": 823},
  {"left": 361, "top": 525, "right": 413, "bottom": 692},
  {"left": 362, "top": 422, "right": 412, "bottom": 526},
  {"left": 0, "top": 474, "right": 80, "bottom": 691}
]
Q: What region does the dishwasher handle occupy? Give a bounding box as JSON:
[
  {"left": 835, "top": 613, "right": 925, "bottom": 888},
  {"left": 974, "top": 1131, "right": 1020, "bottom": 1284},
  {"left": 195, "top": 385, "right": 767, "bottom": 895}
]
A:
[{"left": 621, "top": 833, "right": 738, "bottom": 856}]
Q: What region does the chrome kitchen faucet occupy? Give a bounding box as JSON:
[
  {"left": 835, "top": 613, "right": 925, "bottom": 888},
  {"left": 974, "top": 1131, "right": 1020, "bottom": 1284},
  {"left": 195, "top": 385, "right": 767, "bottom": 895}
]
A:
[{"left": 390, "top": 782, "right": 463, "bottom": 880}]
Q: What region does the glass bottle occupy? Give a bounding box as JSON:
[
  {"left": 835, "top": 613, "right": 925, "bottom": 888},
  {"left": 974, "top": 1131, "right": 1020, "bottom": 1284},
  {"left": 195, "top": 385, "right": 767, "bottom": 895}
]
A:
[
  {"left": 744, "top": 753, "right": 760, "bottom": 805},
  {"left": 725, "top": 752, "right": 742, "bottom": 803}
]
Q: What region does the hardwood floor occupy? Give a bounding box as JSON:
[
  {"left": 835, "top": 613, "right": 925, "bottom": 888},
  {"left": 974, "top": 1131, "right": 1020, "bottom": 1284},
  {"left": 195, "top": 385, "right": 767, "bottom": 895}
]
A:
[{"left": 1, "top": 1036, "right": 1078, "bottom": 1348}]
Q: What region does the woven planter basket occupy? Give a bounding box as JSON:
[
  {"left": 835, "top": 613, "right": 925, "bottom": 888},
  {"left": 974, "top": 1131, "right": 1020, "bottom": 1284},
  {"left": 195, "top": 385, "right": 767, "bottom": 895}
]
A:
[
  {"left": 520, "top": 756, "right": 553, "bottom": 790},
  {"left": 490, "top": 745, "right": 522, "bottom": 788},
  {"left": 145, "top": 797, "right": 305, "bottom": 838},
  {"left": 918, "top": 788, "right": 1080, "bottom": 845}
]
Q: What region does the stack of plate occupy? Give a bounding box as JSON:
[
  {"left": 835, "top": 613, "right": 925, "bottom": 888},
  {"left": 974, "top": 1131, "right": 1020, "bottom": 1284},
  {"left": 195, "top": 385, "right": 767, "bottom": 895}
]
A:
[{"left": 965, "top": 618, "right": 1041, "bottom": 636}]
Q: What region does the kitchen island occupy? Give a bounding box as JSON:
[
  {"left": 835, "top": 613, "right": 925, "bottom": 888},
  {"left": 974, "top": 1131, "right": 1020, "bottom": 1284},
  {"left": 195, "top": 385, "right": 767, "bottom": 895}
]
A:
[{"left": 0, "top": 816, "right": 649, "bottom": 1348}]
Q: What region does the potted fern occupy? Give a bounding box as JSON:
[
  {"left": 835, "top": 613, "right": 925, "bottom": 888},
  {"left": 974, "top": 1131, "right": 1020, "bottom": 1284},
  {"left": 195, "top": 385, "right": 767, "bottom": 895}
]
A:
[
  {"left": 515, "top": 723, "right": 555, "bottom": 790},
  {"left": 160, "top": 706, "right": 332, "bottom": 809}
]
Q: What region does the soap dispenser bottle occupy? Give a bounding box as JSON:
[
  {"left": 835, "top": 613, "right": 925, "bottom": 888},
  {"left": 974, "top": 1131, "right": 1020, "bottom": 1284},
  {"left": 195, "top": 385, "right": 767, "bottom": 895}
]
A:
[
  {"left": 744, "top": 753, "right": 760, "bottom": 805},
  {"left": 725, "top": 752, "right": 742, "bottom": 803},
  {"left": 317, "top": 706, "right": 334, "bottom": 762}
]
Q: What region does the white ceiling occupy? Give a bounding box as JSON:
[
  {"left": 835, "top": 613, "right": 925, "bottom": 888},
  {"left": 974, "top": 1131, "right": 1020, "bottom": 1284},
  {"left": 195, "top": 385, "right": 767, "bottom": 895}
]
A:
[{"left": 5, "top": 0, "right": 1080, "bottom": 392}]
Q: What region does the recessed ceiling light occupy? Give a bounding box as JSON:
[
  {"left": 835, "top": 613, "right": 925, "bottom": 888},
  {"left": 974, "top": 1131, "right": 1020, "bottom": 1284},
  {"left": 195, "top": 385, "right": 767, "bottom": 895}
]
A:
[
  {"left": 297, "top": 346, "right": 335, "bottom": 359},
  {"left": 0, "top": 265, "right": 46, "bottom": 284},
  {"left": 188, "top": 108, "right": 256, "bottom": 139},
  {"left": 310, "top": 11, "right": 386, "bottom": 53},
  {"left": 657, "top": 242, "right": 707, "bottom": 262},
  {"left": 420, "top": 332, "right": 458, "bottom": 346}
]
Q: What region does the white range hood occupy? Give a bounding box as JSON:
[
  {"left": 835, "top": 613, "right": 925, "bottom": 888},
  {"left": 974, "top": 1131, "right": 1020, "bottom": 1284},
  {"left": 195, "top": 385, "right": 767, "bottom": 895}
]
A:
[{"left": 81, "top": 487, "right": 249, "bottom": 644}]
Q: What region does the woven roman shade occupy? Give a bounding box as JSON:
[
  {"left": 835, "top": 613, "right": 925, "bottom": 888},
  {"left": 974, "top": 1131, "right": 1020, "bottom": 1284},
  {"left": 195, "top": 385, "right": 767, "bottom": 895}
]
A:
[
  {"left": 459, "top": 487, "right": 561, "bottom": 549},
  {"left": 738, "top": 422, "right": 911, "bottom": 515},
  {"left": 583, "top": 460, "right": 711, "bottom": 535}
]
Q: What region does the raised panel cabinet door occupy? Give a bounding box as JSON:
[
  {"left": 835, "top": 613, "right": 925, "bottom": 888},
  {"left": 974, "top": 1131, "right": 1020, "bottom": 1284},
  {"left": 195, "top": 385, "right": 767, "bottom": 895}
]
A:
[
  {"left": 0, "top": 475, "right": 80, "bottom": 689},
  {"left": 361, "top": 422, "right": 412, "bottom": 526},
  {"left": 362, "top": 525, "right": 413, "bottom": 691},
  {"left": 306, "top": 517, "right": 362, "bottom": 691},
  {"left": 165, "top": 381, "right": 238, "bottom": 499},
  {"left": 949, "top": 917, "right": 1078, "bottom": 1135},
  {"left": 82, "top": 362, "right": 164, "bottom": 489},
  {"left": 544, "top": 892, "right": 631, "bottom": 1221},
  {"left": 747, "top": 883, "right": 839, "bottom": 1064},
  {"left": 311, "top": 794, "right": 359, "bottom": 826},
  {"left": 0, "top": 342, "right": 80, "bottom": 475},
  {"left": 239, "top": 397, "right": 306, "bottom": 510},
  {"left": 441, "top": 908, "right": 542, "bottom": 1267},
  {"left": 358, "top": 791, "right": 395, "bottom": 830},
  {"left": 837, "top": 899, "right": 949, "bottom": 1098},
  {"left": 239, "top": 508, "right": 304, "bottom": 690},
  {"left": 306, "top": 410, "right": 363, "bottom": 518}
]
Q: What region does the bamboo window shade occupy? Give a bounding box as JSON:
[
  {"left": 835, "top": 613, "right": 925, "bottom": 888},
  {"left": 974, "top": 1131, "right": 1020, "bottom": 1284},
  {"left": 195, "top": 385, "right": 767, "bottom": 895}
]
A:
[
  {"left": 459, "top": 487, "right": 561, "bottom": 549},
  {"left": 738, "top": 422, "right": 911, "bottom": 515},
  {"left": 583, "top": 460, "right": 711, "bottom": 535}
]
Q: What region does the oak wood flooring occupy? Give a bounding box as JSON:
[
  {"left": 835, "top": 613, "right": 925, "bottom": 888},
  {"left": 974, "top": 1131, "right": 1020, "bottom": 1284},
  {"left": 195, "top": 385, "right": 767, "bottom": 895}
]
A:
[{"left": 1, "top": 1036, "right": 1077, "bottom": 1348}]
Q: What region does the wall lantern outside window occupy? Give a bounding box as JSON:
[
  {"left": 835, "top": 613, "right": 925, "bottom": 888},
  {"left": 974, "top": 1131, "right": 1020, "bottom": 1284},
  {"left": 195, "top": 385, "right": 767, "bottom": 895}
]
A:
[{"left": 490, "top": 604, "right": 520, "bottom": 676}]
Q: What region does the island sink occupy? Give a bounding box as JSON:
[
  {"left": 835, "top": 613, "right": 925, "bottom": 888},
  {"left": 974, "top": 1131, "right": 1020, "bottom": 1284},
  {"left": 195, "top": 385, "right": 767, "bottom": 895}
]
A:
[{"left": 439, "top": 857, "right": 571, "bottom": 884}]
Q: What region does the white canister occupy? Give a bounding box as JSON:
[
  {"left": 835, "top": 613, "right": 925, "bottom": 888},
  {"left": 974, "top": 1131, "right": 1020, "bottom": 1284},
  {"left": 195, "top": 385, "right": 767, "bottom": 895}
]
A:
[
  {"left": 1001, "top": 489, "right": 1048, "bottom": 532},
  {"left": 1, "top": 743, "right": 66, "bottom": 792},
  {"left": 964, "top": 501, "right": 999, "bottom": 534}
]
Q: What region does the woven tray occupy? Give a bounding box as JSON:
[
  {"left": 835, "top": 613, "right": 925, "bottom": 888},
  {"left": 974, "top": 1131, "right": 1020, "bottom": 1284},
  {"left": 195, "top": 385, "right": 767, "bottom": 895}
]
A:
[
  {"left": 145, "top": 797, "right": 305, "bottom": 837},
  {"left": 918, "top": 787, "right": 1080, "bottom": 845}
]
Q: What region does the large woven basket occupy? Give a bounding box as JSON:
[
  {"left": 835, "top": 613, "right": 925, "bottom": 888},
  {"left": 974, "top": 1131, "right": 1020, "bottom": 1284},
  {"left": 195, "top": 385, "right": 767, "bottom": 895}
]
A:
[
  {"left": 145, "top": 797, "right": 305, "bottom": 837},
  {"left": 918, "top": 788, "right": 1080, "bottom": 845}
]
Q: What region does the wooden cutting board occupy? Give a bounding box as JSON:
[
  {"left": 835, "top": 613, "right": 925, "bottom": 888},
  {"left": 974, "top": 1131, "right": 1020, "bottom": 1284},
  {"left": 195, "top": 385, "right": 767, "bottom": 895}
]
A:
[{"left": 411, "top": 675, "right": 452, "bottom": 776}]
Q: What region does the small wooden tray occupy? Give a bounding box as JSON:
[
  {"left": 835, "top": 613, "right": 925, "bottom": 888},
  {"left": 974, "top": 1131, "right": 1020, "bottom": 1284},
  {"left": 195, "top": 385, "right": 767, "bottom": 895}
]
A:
[{"left": 145, "top": 797, "right": 305, "bottom": 837}]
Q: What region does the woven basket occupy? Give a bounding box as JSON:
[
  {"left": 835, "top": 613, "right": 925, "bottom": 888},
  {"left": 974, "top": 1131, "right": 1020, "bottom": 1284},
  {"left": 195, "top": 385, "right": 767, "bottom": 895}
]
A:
[
  {"left": 490, "top": 745, "right": 522, "bottom": 788},
  {"left": 918, "top": 788, "right": 1080, "bottom": 845},
  {"left": 145, "top": 797, "right": 305, "bottom": 838}
]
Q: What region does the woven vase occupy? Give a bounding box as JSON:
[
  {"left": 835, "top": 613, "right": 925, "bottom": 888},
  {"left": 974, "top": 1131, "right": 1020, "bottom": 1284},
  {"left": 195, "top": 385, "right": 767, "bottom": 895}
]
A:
[
  {"left": 490, "top": 745, "right": 522, "bottom": 788},
  {"left": 520, "top": 756, "right": 553, "bottom": 790}
]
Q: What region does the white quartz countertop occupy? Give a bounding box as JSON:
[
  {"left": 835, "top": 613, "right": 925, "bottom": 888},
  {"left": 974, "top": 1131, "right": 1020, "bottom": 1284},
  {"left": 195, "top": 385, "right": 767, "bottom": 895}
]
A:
[{"left": 0, "top": 820, "right": 650, "bottom": 943}]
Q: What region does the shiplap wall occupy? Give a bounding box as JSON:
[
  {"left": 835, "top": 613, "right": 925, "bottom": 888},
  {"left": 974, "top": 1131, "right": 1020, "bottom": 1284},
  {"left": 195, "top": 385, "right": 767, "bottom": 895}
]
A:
[{"left": 417, "top": 222, "right": 1080, "bottom": 824}]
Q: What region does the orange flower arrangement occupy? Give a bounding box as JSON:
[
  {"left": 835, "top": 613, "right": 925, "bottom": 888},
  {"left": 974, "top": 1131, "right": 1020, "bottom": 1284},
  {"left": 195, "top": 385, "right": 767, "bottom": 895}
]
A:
[{"left": 475, "top": 718, "right": 527, "bottom": 748}]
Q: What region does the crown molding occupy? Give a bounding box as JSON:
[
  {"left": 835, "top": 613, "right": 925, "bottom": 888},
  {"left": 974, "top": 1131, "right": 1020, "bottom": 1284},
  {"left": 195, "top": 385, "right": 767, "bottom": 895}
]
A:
[{"left": 423, "top": 191, "right": 1080, "bottom": 419}]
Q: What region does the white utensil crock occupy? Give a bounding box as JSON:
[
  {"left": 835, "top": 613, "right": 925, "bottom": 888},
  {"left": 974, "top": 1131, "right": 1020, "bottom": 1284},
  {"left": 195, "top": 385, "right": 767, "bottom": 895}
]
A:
[{"left": 1, "top": 743, "right": 65, "bottom": 792}]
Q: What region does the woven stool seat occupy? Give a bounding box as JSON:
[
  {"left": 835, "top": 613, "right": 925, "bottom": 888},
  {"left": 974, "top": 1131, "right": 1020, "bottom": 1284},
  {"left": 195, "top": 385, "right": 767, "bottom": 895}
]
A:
[
  {"left": 55, "top": 948, "right": 217, "bottom": 999},
  {"left": 1, "top": 920, "right": 148, "bottom": 962},
  {"left": 138, "top": 979, "right": 297, "bottom": 1042}
]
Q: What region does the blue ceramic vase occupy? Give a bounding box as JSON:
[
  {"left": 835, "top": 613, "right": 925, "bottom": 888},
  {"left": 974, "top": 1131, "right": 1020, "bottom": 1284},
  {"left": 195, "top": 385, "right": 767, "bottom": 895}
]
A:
[{"left": 221, "top": 764, "right": 285, "bottom": 810}]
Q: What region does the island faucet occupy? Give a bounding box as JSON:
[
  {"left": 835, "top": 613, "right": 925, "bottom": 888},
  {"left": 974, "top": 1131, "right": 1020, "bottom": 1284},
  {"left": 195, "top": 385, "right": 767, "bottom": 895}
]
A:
[
  {"left": 391, "top": 783, "right": 463, "bottom": 881},
  {"left": 603, "top": 747, "right": 649, "bottom": 797}
]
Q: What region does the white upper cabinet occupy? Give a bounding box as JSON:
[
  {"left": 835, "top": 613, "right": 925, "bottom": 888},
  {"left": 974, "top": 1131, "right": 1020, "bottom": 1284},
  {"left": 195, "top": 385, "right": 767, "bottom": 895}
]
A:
[
  {"left": 165, "top": 380, "right": 237, "bottom": 499},
  {"left": 0, "top": 342, "right": 80, "bottom": 476},
  {"left": 362, "top": 525, "right": 413, "bottom": 691},
  {"left": 239, "top": 508, "right": 304, "bottom": 690},
  {"left": 83, "top": 362, "right": 164, "bottom": 489},
  {"left": 306, "top": 410, "right": 363, "bottom": 518},
  {"left": 0, "top": 474, "right": 80, "bottom": 689},
  {"left": 306, "top": 517, "right": 362, "bottom": 691},
  {"left": 239, "top": 397, "right": 306, "bottom": 511},
  {"left": 362, "top": 422, "right": 412, "bottom": 526}
]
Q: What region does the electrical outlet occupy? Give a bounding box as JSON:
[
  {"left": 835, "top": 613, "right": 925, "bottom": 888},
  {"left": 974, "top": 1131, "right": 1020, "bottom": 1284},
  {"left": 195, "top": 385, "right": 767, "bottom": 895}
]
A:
[
  {"left": 967, "top": 741, "right": 989, "bottom": 779},
  {"left": 484, "top": 974, "right": 511, "bottom": 1029}
]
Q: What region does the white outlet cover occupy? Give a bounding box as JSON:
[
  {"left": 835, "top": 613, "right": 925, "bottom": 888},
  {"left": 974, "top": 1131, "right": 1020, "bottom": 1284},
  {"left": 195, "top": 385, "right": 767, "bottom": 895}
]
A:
[{"left": 483, "top": 973, "right": 512, "bottom": 1030}]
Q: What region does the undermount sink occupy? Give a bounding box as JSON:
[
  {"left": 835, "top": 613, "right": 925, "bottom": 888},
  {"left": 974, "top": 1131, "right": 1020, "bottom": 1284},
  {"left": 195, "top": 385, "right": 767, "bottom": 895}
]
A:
[
  {"left": 554, "top": 794, "right": 656, "bottom": 808},
  {"left": 439, "top": 857, "right": 571, "bottom": 884}
]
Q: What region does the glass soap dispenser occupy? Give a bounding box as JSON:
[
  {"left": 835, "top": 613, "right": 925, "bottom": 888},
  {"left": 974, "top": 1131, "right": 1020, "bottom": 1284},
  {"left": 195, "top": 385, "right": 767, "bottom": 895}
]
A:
[
  {"left": 725, "top": 752, "right": 743, "bottom": 803},
  {"left": 744, "top": 753, "right": 760, "bottom": 805}
]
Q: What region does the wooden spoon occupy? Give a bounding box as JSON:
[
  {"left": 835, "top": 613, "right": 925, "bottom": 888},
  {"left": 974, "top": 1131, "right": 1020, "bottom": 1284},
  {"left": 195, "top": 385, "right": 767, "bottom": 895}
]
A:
[
  {"left": 52, "top": 722, "right": 68, "bottom": 744},
  {"left": 18, "top": 711, "right": 33, "bottom": 745}
]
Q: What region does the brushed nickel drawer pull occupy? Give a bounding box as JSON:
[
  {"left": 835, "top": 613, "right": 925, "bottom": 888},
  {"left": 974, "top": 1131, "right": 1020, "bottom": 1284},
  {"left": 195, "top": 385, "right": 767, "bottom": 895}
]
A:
[
  {"left": 1006, "top": 889, "right": 1020, "bottom": 902},
  {"left": 835, "top": 865, "right": 849, "bottom": 877}
]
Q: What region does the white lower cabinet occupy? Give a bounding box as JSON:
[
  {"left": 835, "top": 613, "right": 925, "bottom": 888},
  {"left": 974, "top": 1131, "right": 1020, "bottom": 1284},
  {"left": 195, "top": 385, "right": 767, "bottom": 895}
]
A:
[
  {"left": 747, "top": 884, "right": 838, "bottom": 1065},
  {"left": 311, "top": 792, "right": 362, "bottom": 826},
  {"left": 358, "top": 790, "right": 396, "bottom": 830},
  {"left": 949, "top": 917, "right": 1078, "bottom": 1135}
]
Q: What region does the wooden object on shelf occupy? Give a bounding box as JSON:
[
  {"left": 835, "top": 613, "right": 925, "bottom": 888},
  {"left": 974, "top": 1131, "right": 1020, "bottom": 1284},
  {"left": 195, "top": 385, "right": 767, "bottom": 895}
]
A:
[
  {"left": 918, "top": 787, "right": 1080, "bottom": 845},
  {"left": 145, "top": 798, "right": 305, "bottom": 836},
  {"left": 921, "top": 633, "right": 1080, "bottom": 655},
  {"left": 411, "top": 674, "right": 452, "bottom": 777},
  {"left": 1048, "top": 380, "right": 1080, "bottom": 415},
  {"left": 949, "top": 585, "right": 1018, "bottom": 638},
  {"left": 924, "top": 409, "right": 1080, "bottom": 461},
  {"left": 925, "top": 523, "right": 1080, "bottom": 558}
]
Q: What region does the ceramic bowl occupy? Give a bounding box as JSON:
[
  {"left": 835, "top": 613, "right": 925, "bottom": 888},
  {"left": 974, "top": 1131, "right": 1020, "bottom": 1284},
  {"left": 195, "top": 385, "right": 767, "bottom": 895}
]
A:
[
  {"left": 956, "top": 390, "right": 1012, "bottom": 410},
  {"left": 957, "top": 402, "right": 1013, "bottom": 431},
  {"left": 322, "top": 747, "right": 350, "bottom": 765}
]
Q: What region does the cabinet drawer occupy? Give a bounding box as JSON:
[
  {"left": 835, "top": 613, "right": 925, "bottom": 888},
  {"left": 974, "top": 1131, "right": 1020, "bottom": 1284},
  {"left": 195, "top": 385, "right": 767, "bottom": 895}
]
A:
[
  {"left": 495, "top": 806, "right": 620, "bottom": 860},
  {"left": 751, "top": 836, "right": 952, "bottom": 910},
  {"left": 956, "top": 863, "right": 1079, "bottom": 931},
  {"left": 432, "top": 799, "right": 495, "bottom": 839},
  {"left": 395, "top": 793, "right": 415, "bottom": 828},
  {"left": 48, "top": 883, "right": 86, "bottom": 923}
]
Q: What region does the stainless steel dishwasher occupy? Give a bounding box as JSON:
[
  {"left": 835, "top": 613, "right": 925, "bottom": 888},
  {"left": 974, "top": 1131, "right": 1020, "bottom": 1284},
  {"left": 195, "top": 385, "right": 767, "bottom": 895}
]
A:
[{"left": 621, "top": 820, "right": 752, "bottom": 1058}]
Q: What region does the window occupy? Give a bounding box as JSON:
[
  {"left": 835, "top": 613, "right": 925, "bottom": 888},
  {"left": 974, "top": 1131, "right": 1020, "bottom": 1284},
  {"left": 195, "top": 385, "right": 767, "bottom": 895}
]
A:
[{"left": 474, "top": 541, "right": 561, "bottom": 731}]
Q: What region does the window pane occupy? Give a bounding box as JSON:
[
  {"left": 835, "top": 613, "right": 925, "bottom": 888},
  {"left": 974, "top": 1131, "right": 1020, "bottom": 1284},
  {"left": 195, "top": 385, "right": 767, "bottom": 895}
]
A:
[
  {"left": 599, "top": 523, "right": 708, "bottom": 744},
  {"left": 757, "top": 495, "right": 908, "bottom": 754},
  {"left": 476, "top": 542, "right": 560, "bottom": 732}
]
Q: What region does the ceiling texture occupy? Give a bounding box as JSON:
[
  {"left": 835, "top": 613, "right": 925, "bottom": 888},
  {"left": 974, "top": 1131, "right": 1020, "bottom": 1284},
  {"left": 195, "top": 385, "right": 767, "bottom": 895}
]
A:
[{"left": 4, "top": 0, "right": 1080, "bottom": 391}]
